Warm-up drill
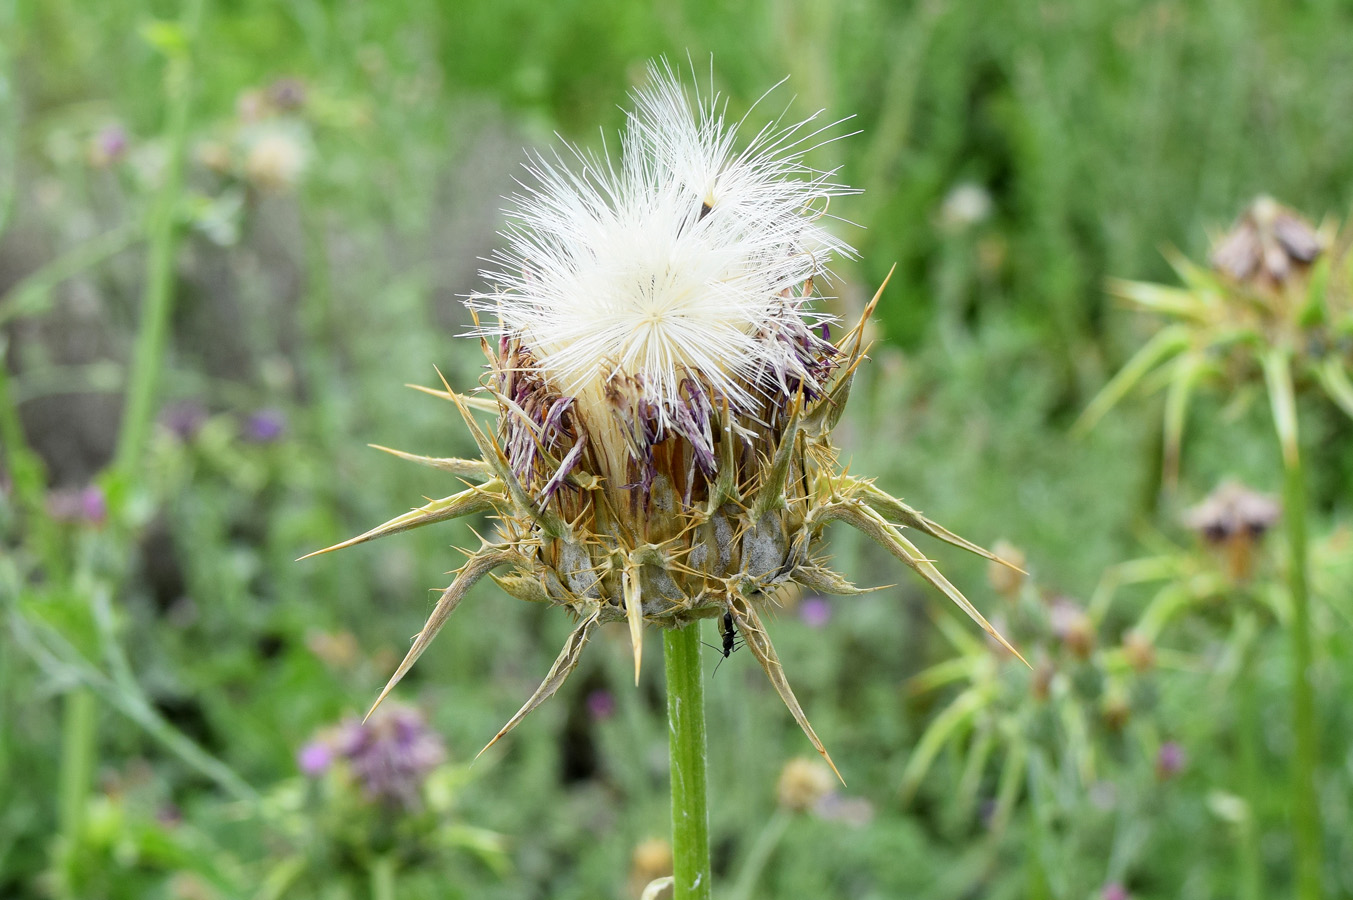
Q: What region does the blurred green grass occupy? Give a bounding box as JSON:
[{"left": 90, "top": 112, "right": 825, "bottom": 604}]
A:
[{"left": 3, "top": 0, "right": 1353, "bottom": 898}]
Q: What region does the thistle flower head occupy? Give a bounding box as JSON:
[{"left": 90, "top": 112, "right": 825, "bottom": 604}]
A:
[
  {"left": 306, "top": 62, "right": 1020, "bottom": 777},
  {"left": 471, "top": 62, "right": 853, "bottom": 493},
  {"left": 1076, "top": 196, "right": 1353, "bottom": 487}
]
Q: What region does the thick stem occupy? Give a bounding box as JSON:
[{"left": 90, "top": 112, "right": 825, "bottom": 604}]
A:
[
  {"left": 664, "top": 623, "right": 712, "bottom": 900},
  {"left": 1264, "top": 352, "right": 1320, "bottom": 899}
]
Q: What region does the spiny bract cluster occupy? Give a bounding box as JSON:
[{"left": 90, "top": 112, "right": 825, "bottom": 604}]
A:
[{"left": 305, "top": 64, "right": 1021, "bottom": 775}]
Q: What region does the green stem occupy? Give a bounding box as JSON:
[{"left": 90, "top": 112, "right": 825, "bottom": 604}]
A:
[
  {"left": 0, "top": 349, "right": 56, "bottom": 560},
  {"left": 664, "top": 623, "right": 712, "bottom": 900},
  {"left": 1237, "top": 623, "right": 1264, "bottom": 900},
  {"left": 112, "top": 0, "right": 204, "bottom": 479},
  {"left": 369, "top": 855, "right": 397, "bottom": 900},
  {"left": 1263, "top": 351, "right": 1320, "bottom": 900},
  {"left": 9, "top": 607, "right": 259, "bottom": 806},
  {"left": 56, "top": 688, "right": 96, "bottom": 898},
  {"left": 728, "top": 810, "right": 790, "bottom": 900}
]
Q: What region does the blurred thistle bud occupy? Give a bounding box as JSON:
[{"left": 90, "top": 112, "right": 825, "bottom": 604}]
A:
[
  {"left": 47, "top": 485, "right": 107, "bottom": 526},
  {"left": 628, "top": 838, "right": 673, "bottom": 899},
  {"left": 1210, "top": 196, "right": 1322, "bottom": 291},
  {"left": 236, "top": 88, "right": 268, "bottom": 124},
  {"left": 88, "top": 124, "right": 129, "bottom": 168},
  {"left": 1183, "top": 480, "right": 1281, "bottom": 581},
  {"left": 1156, "top": 740, "right": 1186, "bottom": 779},
  {"left": 1121, "top": 630, "right": 1156, "bottom": 673},
  {"left": 244, "top": 128, "right": 308, "bottom": 191},
  {"left": 305, "top": 629, "right": 360, "bottom": 669},
  {"left": 776, "top": 757, "right": 836, "bottom": 813},
  {"left": 159, "top": 399, "right": 208, "bottom": 442},
  {"left": 168, "top": 872, "right": 217, "bottom": 900},
  {"left": 1101, "top": 883, "right": 1130, "bottom": 900},
  {"left": 938, "top": 182, "right": 993, "bottom": 234},
  {"left": 1102, "top": 692, "right": 1131, "bottom": 732},
  {"left": 987, "top": 539, "right": 1026, "bottom": 599},
  {"left": 306, "top": 62, "right": 1023, "bottom": 774},
  {"left": 976, "top": 235, "right": 1008, "bottom": 279},
  {"left": 1030, "top": 658, "right": 1056, "bottom": 701},
  {"left": 194, "top": 140, "right": 233, "bottom": 175},
  {"left": 1049, "top": 597, "right": 1095, "bottom": 660},
  {"left": 267, "top": 77, "right": 308, "bottom": 112}
]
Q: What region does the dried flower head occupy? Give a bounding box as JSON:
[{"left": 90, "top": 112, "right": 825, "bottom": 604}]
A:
[
  {"left": 1121, "top": 630, "right": 1156, "bottom": 673},
  {"left": 986, "top": 539, "right": 1027, "bottom": 598},
  {"left": 1049, "top": 596, "right": 1095, "bottom": 660},
  {"left": 306, "top": 62, "right": 1021, "bottom": 775},
  {"left": 1183, "top": 480, "right": 1280, "bottom": 581},
  {"left": 1210, "top": 196, "right": 1322, "bottom": 290},
  {"left": 628, "top": 837, "right": 674, "bottom": 900},
  {"left": 244, "top": 127, "right": 308, "bottom": 191},
  {"left": 1183, "top": 480, "right": 1281, "bottom": 542},
  {"left": 776, "top": 756, "right": 836, "bottom": 813}
]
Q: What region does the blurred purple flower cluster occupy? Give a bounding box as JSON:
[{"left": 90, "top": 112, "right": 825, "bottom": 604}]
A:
[
  {"left": 47, "top": 485, "right": 107, "bottom": 526},
  {"left": 243, "top": 408, "right": 287, "bottom": 443},
  {"left": 298, "top": 705, "right": 446, "bottom": 808}
]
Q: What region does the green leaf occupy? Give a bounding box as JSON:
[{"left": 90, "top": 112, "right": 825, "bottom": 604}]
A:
[
  {"left": 1315, "top": 356, "right": 1353, "bottom": 421},
  {"left": 1107, "top": 278, "right": 1210, "bottom": 320},
  {"left": 900, "top": 687, "right": 988, "bottom": 801},
  {"left": 139, "top": 20, "right": 189, "bottom": 57},
  {"left": 1073, "top": 325, "right": 1191, "bottom": 437}
]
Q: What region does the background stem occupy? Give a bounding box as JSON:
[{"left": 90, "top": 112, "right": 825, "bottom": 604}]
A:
[
  {"left": 1264, "top": 351, "right": 1320, "bottom": 899},
  {"left": 56, "top": 687, "right": 96, "bottom": 898},
  {"left": 1237, "top": 619, "right": 1264, "bottom": 900},
  {"left": 728, "top": 810, "right": 790, "bottom": 900},
  {"left": 664, "top": 623, "right": 712, "bottom": 900},
  {"left": 111, "top": 0, "right": 204, "bottom": 479}
]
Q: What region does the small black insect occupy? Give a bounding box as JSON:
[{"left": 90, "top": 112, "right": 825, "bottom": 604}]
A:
[{"left": 702, "top": 611, "right": 743, "bottom": 676}]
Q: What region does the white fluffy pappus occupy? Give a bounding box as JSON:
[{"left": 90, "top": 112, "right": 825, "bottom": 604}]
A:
[{"left": 469, "top": 63, "right": 859, "bottom": 439}]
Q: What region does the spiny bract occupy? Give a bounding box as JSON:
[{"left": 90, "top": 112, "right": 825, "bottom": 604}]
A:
[{"left": 305, "top": 62, "right": 1022, "bottom": 776}]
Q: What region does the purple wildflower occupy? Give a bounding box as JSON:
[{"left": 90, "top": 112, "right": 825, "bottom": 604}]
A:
[
  {"left": 1101, "top": 883, "right": 1130, "bottom": 900},
  {"left": 334, "top": 706, "right": 446, "bottom": 808},
  {"left": 297, "top": 740, "right": 334, "bottom": 776},
  {"left": 587, "top": 689, "right": 616, "bottom": 721},
  {"left": 799, "top": 595, "right": 831, "bottom": 629},
  {"left": 243, "top": 409, "right": 287, "bottom": 443},
  {"left": 160, "top": 400, "right": 208, "bottom": 442},
  {"left": 79, "top": 486, "right": 107, "bottom": 526},
  {"left": 48, "top": 485, "right": 107, "bottom": 525},
  {"left": 89, "top": 124, "right": 129, "bottom": 167},
  {"left": 1156, "top": 741, "right": 1186, "bottom": 779},
  {"left": 267, "top": 77, "right": 307, "bottom": 111}
]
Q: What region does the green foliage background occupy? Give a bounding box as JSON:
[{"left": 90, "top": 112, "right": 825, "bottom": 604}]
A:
[{"left": 3, "top": 0, "right": 1353, "bottom": 898}]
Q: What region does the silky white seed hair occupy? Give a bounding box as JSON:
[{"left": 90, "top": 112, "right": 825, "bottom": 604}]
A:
[{"left": 469, "top": 61, "right": 858, "bottom": 436}]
